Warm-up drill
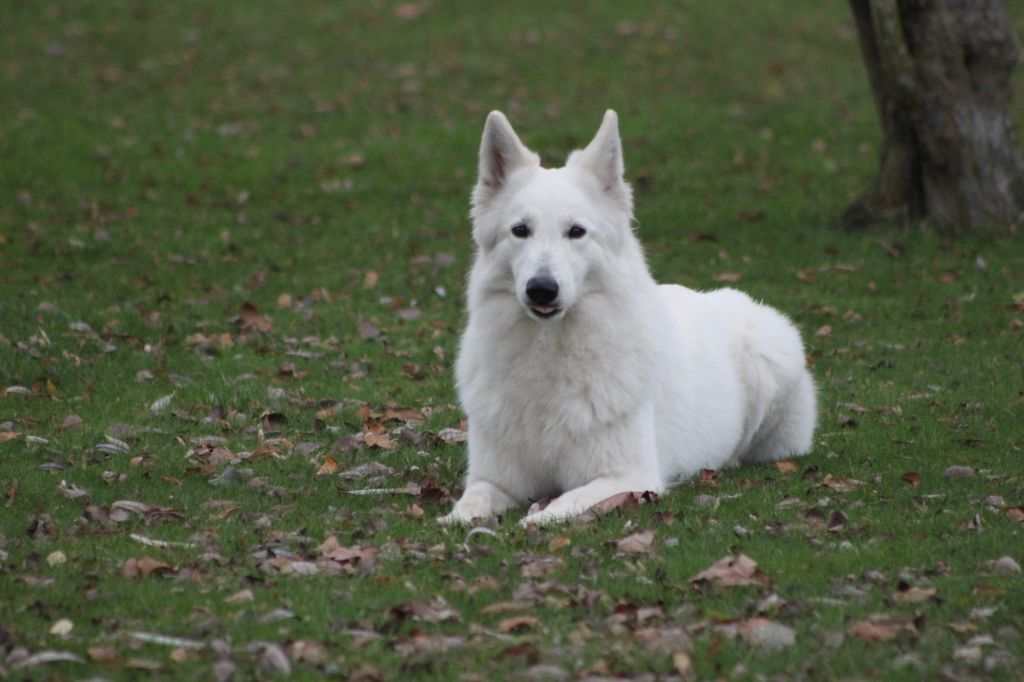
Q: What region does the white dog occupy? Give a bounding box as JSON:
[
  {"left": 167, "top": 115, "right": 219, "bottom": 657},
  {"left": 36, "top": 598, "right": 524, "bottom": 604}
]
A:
[{"left": 441, "top": 111, "right": 817, "bottom": 526}]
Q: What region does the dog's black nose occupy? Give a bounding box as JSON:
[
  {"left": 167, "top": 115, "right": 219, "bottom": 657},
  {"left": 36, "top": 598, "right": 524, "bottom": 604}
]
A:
[{"left": 526, "top": 276, "right": 559, "bottom": 305}]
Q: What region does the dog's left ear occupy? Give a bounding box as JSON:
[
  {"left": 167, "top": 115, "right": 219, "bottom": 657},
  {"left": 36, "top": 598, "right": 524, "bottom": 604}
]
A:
[{"left": 569, "top": 110, "right": 630, "bottom": 206}]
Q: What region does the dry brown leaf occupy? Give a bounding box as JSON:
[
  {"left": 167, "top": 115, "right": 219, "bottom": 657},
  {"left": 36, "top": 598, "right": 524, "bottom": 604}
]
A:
[
  {"left": 0, "top": 431, "right": 20, "bottom": 442},
  {"left": 363, "top": 430, "right": 397, "bottom": 450},
  {"left": 225, "top": 589, "right": 254, "bottom": 604},
  {"left": 775, "top": 460, "right": 799, "bottom": 474},
  {"left": 713, "top": 272, "right": 742, "bottom": 283},
  {"left": 316, "top": 456, "right": 338, "bottom": 476},
  {"left": 588, "top": 490, "right": 660, "bottom": 514},
  {"left": 699, "top": 469, "right": 717, "bottom": 486},
  {"left": 900, "top": 471, "right": 921, "bottom": 487},
  {"left": 61, "top": 414, "right": 83, "bottom": 430},
  {"left": 616, "top": 530, "right": 656, "bottom": 554},
  {"left": 819, "top": 474, "right": 862, "bottom": 493},
  {"left": 520, "top": 557, "right": 563, "bottom": 578},
  {"left": 848, "top": 617, "right": 910, "bottom": 642},
  {"left": 381, "top": 406, "right": 427, "bottom": 425},
  {"left": 288, "top": 640, "right": 328, "bottom": 666},
  {"left": 122, "top": 556, "right": 172, "bottom": 579},
  {"left": 436, "top": 427, "right": 468, "bottom": 443},
  {"left": 87, "top": 645, "right": 119, "bottom": 663},
  {"left": 316, "top": 535, "right": 377, "bottom": 565},
  {"left": 498, "top": 616, "right": 538, "bottom": 633},
  {"left": 390, "top": 598, "right": 460, "bottom": 624},
  {"left": 238, "top": 301, "right": 272, "bottom": 333},
  {"left": 672, "top": 652, "right": 694, "bottom": 679},
  {"left": 357, "top": 318, "right": 381, "bottom": 340},
  {"left": 480, "top": 601, "right": 532, "bottom": 615},
  {"left": 548, "top": 537, "right": 571, "bottom": 551},
  {"left": 691, "top": 554, "right": 772, "bottom": 588},
  {"left": 894, "top": 586, "right": 936, "bottom": 603}
]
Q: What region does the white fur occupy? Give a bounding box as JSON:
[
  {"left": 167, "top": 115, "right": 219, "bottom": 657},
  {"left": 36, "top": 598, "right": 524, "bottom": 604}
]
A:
[{"left": 441, "top": 110, "right": 817, "bottom": 526}]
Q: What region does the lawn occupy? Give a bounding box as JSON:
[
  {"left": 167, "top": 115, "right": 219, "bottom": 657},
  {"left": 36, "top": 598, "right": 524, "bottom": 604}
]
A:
[{"left": 1, "top": 1, "right": 1023, "bottom": 680}]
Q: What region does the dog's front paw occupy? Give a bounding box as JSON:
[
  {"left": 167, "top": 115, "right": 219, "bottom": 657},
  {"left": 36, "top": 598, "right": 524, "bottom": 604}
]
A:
[
  {"left": 438, "top": 499, "right": 494, "bottom": 526},
  {"left": 440, "top": 480, "right": 515, "bottom": 525},
  {"left": 519, "top": 504, "right": 577, "bottom": 527}
]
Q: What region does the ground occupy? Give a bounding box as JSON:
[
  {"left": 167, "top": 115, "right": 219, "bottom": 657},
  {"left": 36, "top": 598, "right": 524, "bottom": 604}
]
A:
[{"left": 1, "top": 1, "right": 1023, "bottom": 680}]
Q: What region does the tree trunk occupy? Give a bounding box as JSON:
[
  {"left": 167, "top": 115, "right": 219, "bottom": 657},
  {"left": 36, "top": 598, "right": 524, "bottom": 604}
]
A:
[{"left": 844, "top": 0, "right": 1024, "bottom": 232}]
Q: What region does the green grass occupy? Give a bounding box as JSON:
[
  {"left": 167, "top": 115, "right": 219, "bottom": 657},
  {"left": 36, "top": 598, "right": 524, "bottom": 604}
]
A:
[{"left": 2, "top": 1, "right": 1023, "bottom": 679}]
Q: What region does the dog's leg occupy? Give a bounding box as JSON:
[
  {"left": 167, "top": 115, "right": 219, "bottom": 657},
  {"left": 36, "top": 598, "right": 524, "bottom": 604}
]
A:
[
  {"left": 520, "top": 475, "right": 661, "bottom": 527},
  {"left": 439, "top": 479, "right": 517, "bottom": 525}
]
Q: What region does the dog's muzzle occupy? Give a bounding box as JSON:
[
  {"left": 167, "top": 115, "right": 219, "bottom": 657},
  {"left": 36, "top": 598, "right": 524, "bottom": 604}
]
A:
[{"left": 525, "top": 275, "right": 560, "bottom": 318}]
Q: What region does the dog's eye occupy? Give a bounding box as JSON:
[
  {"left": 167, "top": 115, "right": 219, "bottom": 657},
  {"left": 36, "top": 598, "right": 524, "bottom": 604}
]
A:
[
  {"left": 567, "top": 224, "right": 587, "bottom": 239},
  {"left": 511, "top": 223, "right": 531, "bottom": 239}
]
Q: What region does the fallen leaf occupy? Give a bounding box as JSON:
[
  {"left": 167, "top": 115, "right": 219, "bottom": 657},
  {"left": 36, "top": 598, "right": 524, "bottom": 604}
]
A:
[
  {"left": 49, "top": 618, "right": 74, "bottom": 636},
  {"left": 393, "top": 2, "right": 426, "bottom": 20},
  {"left": 381, "top": 406, "right": 427, "bottom": 425},
  {"left": 149, "top": 393, "right": 174, "bottom": 414},
  {"left": 11, "top": 650, "right": 85, "bottom": 669},
  {"left": 827, "top": 510, "right": 848, "bottom": 532},
  {"left": 363, "top": 430, "right": 397, "bottom": 450},
  {"left": 225, "top": 588, "right": 254, "bottom": 604},
  {"left": 944, "top": 465, "right": 974, "bottom": 479},
  {"left": 87, "top": 645, "right": 119, "bottom": 663},
  {"left": 819, "top": 474, "right": 862, "bottom": 493},
  {"left": 357, "top": 318, "right": 381, "bottom": 340},
  {"left": 288, "top": 640, "right": 328, "bottom": 666},
  {"left": 894, "top": 586, "right": 936, "bottom": 603},
  {"left": 520, "top": 556, "right": 563, "bottom": 578},
  {"left": 713, "top": 272, "right": 742, "bottom": 283},
  {"left": 316, "top": 456, "right": 338, "bottom": 476},
  {"left": 481, "top": 601, "right": 532, "bottom": 615},
  {"left": 737, "top": 617, "right": 796, "bottom": 649},
  {"left": 775, "top": 460, "right": 799, "bottom": 474},
  {"left": 616, "top": 530, "right": 655, "bottom": 554},
  {"left": 436, "top": 427, "right": 467, "bottom": 443},
  {"left": 122, "top": 556, "right": 173, "bottom": 578},
  {"left": 498, "top": 616, "right": 539, "bottom": 633},
  {"left": 900, "top": 472, "right": 921, "bottom": 487},
  {"left": 260, "top": 643, "right": 291, "bottom": 675},
  {"left": 691, "top": 554, "right": 772, "bottom": 588},
  {"left": 589, "top": 490, "right": 660, "bottom": 514},
  {"left": 548, "top": 537, "right": 571, "bottom": 551},
  {"left": 61, "top": 414, "right": 83, "bottom": 430},
  {"left": 672, "top": 652, "right": 694, "bottom": 679},
  {"left": 316, "top": 535, "right": 377, "bottom": 565},
  {"left": 389, "top": 598, "right": 460, "bottom": 624},
  {"left": 338, "top": 461, "right": 393, "bottom": 480},
  {"left": 238, "top": 301, "right": 273, "bottom": 333},
  {"left": 848, "top": 616, "right": 913, "bottom": 642}
]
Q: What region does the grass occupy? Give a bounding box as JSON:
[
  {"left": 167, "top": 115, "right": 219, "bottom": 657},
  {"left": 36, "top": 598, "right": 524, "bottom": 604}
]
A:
[{"left": 2, "top": 1, "right": 1023, "bottom": 679}]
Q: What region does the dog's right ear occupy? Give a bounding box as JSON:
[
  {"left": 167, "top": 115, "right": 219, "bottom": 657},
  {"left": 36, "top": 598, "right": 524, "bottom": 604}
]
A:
[{"left": 473, "top": 112, "right": 538, "bottom": 208}]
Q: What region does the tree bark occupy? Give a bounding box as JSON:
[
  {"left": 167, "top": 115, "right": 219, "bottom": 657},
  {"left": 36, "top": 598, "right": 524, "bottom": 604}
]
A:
[{"left": 845, "top": 0, "right": 1024, "bottom": 232}]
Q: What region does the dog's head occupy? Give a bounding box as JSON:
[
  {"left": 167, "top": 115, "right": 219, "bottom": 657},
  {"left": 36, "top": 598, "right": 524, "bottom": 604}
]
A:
[{"left": 469, "top": 111, "right": 634, "bottom": 321}]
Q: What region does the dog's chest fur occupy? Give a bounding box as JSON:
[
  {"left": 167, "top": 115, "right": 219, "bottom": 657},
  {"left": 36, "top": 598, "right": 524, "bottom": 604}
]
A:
[{"left": 458, "top": 293, "right": 663, "bottom": 442}]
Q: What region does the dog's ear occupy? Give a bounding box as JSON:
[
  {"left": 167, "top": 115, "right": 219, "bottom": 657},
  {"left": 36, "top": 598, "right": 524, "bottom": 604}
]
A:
[
  {"left": 569, "top": 110, "right": 631, "bottom": 207},
  {"left": 474, "top": 111, "right": 538, "bottom": 206}
]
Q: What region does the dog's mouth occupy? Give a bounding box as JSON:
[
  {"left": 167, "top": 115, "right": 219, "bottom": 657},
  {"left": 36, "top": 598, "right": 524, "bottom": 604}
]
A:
[{"left": 529, "top": 305, "right": 561, "bottom": 319}]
